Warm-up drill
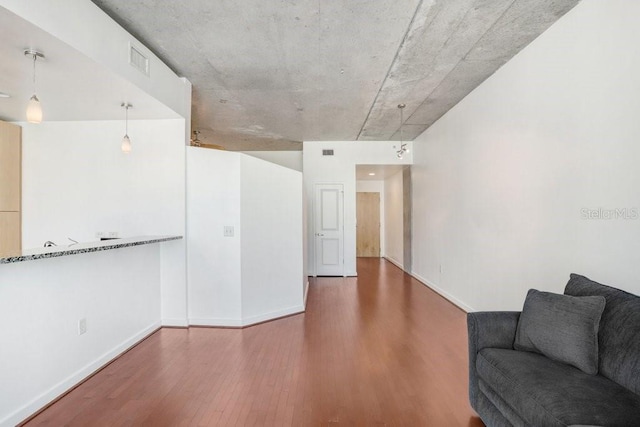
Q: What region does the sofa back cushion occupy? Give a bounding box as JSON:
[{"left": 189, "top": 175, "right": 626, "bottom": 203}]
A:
[
  {"left": 514, "top": 289, "right": 605, "bottom": 374},
  {"left": 565, "top": 274, "right": 640, "bottom": 394}
]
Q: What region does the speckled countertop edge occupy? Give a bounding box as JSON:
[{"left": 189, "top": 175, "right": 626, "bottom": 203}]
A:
[{"left": 0, "top": 236, "right": 183, "bottom": 264}]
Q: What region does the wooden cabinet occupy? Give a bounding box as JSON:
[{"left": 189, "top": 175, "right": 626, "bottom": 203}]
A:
[
  {"left": 0, "top": 120, "right": 21, "bottom": 253},
  {"left": 0, "top": 212, "right": 20, "bottom": 252}
]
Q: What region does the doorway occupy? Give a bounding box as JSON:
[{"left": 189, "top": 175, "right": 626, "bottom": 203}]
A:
[
  {"left": 355, "top": 165, "right": 412, "bottom": 273},
  {"left": 314, "top": 183, "right": 344, "bottom": 276}
]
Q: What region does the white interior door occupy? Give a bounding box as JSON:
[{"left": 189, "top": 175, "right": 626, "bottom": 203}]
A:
[{"left": 314, "top": 184, "right": 344, "bottom": 276}]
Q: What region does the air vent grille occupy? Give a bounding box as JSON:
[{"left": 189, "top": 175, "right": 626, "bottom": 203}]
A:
[
  {"left": 129, "top": 44, "right": 149, "bottom": 76},
  {"left": 322, "top": 149, "right": 334, "bottom": 156}
]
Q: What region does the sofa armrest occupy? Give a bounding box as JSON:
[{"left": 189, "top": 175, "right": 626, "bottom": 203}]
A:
[
  {"left": 467, "top": 311, "right": 520, "bottom": 412},
  {"left": 468, "top": 311, "right": 520, "bottom": 351}
]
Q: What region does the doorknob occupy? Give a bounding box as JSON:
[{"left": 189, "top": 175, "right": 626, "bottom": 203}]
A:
[{"left": 315, "top": 233, "right": 324, "bottom": 236}]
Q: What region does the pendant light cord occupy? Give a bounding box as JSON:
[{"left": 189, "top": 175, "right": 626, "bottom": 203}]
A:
[
  {"left": 125, "top": 105, "right": 129, "bottom": 135},
  {"left": 32, "top": 53, "right": 37, "bottom": 94},
  {"left": 400, "top": 106, "right": 404, "bottom": 147}
]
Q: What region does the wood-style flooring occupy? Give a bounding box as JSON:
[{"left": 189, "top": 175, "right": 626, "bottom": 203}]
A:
[{"left": 23, "top": 258, "right": 484, "bottom": 426}]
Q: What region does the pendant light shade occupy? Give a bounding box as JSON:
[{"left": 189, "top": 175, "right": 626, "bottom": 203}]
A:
[
  {"left": 121, "top": 134, "right": 132, "bottom": 153},
  {"left": 26, "top": 94, "right": 42, "bottom": 123},
  {"left": 121, "top": 102, "right": 133, "bottom": 153},
  {"left": 24, "top": 49, "right": 45, "bottom": 124}
]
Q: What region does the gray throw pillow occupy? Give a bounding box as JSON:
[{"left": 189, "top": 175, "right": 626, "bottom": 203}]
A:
[{"left": 514, "top": 289, "right": 606, "bottom": 375}]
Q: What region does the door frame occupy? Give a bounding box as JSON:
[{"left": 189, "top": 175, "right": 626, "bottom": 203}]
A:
[{"left": 313, "top": 183, "right": 345, "bottom": 277}]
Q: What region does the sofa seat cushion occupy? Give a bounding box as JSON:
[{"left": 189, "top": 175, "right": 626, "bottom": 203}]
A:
[{"left": 477, "top": 348, "right": 640, "bottom": 427}]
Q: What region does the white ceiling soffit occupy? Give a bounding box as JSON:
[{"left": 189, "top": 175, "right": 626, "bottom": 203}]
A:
[
  {"left": 90, "top": 0, "right": 580, "bottom": 150},
  {"left": 356, "top": 164, "right": 405, "bottom": 181},
  {"left": 0, "top": 6, "right": 178, "bottom": 122}
]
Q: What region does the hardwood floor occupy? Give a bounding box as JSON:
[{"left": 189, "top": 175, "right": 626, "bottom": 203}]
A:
[{"left": 24, "top": 258, "right": 484, "bottom": 426}]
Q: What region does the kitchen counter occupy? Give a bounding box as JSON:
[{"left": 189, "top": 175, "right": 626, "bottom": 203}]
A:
[
  {"left": 0, "top": 235, "right": 182, "bottom": 264},
  {"left": 0, "top": 233, "right": 182, "bottom": 425}
]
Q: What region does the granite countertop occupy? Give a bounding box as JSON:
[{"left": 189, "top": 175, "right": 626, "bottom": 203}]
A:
[{"left": 0, "top": 235, "right": 183, "bottom": 264}]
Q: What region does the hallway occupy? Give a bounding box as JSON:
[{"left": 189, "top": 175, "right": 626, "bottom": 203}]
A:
[{"left": 25, "top": 259, "right": 483, "bottom": 426}]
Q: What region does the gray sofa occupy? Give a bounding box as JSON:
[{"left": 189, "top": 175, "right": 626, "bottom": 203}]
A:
[{"left": 467, "top": 274, "right": 640, "bottom": 426}]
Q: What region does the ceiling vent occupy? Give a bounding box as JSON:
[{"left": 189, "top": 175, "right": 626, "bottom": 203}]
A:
[
  {"left": 129, "top": 43, "right": 149, "bottom": 76},
  {"left": 322, "top": 149, "right": 334, "bottom": 156}
]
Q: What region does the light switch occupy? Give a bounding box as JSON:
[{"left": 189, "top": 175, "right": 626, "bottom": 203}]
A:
[{"left": 224, "top": 226, "right": 234, "bottom": 237}]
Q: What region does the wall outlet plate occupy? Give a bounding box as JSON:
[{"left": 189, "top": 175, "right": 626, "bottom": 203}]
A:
[
  {"left": 224, "top": 226, "right": 234, "bottom": 237},
  {"left": 78, "top": 318, "right": 87, "bottom": 335}
]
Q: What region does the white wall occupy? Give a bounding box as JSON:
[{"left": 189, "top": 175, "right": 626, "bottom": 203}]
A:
[
  {"left": 411, "top": 0, "right": 640, "bottom": 312},
  {"left": 240, "top": 155, "right": 304, "bottom": 323},
  {"left": 0, "top": 244, "right": 162, "bottom": 427},
  {"left": 384, "top": 170, "right": 403, "bottom": 268},
  {"left": 0, "top": 0, "right": 191, "bottom": 118},
  {"left": 187, "top": 148, "right": 242, "bottom": 324},
  {"left": 303, "top": 141, "right": 412, "bottom": 276},
  {"left": 241, "top": 150, "right": 303, "bottom": 172},
  {"left": 187, "top": 148, "right": 305, "bottom": 326},
  {"left": 356, "top": 180, "right": 385, "bottom": 256},
  {"left": 21, "top": 119, "right": 188, "bottom": 325}
]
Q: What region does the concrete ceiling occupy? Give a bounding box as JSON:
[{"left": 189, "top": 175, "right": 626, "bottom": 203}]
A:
[
  {"left": 91, "top": 0, "right": 580, "bottom": 150},
  {"left": 0, "top": 6, "right": 178, "bottom": 123}
]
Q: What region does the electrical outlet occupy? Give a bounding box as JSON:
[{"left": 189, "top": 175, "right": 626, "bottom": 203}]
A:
[
  {"left": 439, "top": 264, "right": 443, "bottom": 274},
  {"left": 78, "top": 318, "right": 87, "bottom": 335},
  {"left": 223, "top": 226, "right": 234, "bottom": 237},
  {"left": 107, "top": 231, "right": 119, "bottom": 238},
  {"left": 95, "top": 231, "right": 105, "bottom": 238}
]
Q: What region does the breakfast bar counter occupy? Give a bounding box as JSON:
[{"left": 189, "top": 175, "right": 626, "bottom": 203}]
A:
[{"left": 0, "top": 235, "right": 182, "bottom": 264}]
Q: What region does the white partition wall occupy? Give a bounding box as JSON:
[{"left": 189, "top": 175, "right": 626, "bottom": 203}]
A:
[
  {"left": 241, "top": 151, "right": 303, "bottom": 171},
  {"left": 240, "top": 155, "right": 304, "bottom": 323},
  {"left": 186, "top": 148, "right": 243, "bottom": 325},
  {"left": 187, "top": 147, "right": 305, "bottom": 327}
]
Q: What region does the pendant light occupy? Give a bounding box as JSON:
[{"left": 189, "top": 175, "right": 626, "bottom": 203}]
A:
[
  {"left": 396, "top": 103, "right": 408, "bottom": 159},
  {"left": 24, "top": 49, "right": 45, "bottom": 123},
  {"left": 121, "top": 103, "right": 132, "bottom": 153}
]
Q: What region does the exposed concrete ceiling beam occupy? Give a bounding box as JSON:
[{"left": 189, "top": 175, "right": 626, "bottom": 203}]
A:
[
  {"left": 405, "top": 0, "right": 581, "bottom": 130},
  {"left": 359, "top": 0, "right": 580, "bottom": 141}
]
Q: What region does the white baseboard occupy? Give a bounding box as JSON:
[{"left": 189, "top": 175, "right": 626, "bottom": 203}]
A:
[
  {"left": 410, "top": 272, "right": 475, "bottom": 313},
  {"left": 4, "top": 321, "right": 161, "bottom": 427},
  {"left": 241, "top": 305, "right": 305, "bottom": 326},
  {"left": 161, "top": 317, "right": 189, "bottom": 328},
  {"left": 189, "top": 304, "right": 305, "bottom": 328},
  {"left": 189, "top": 317, "right": 244, "bottom": 327},
  {"left": 383, "top": 256, "right": 404, "bottom": 270}
]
